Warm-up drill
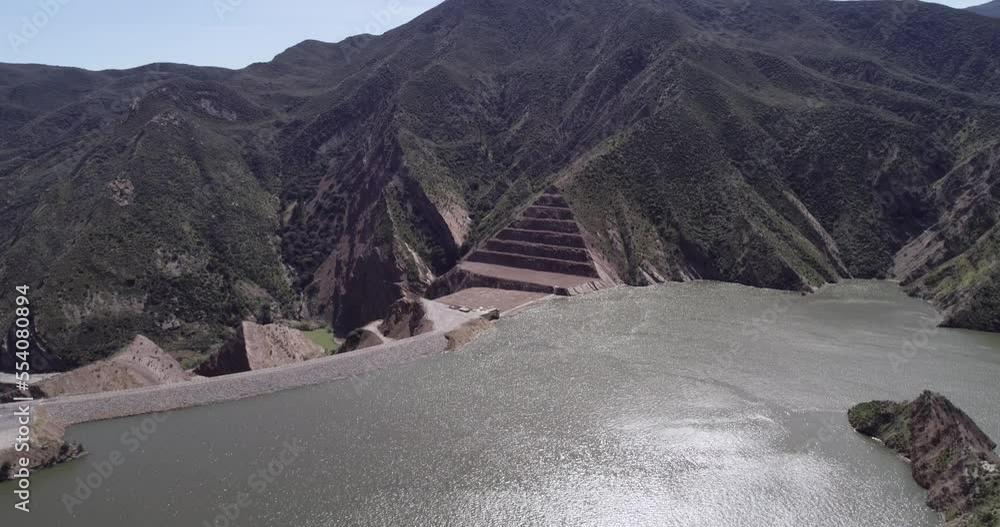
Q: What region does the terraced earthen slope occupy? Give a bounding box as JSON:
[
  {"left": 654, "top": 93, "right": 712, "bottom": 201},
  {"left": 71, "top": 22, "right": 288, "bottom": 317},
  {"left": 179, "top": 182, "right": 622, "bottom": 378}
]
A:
[{"left": 430, "top": 188, "right": 610, "bottom": 300}]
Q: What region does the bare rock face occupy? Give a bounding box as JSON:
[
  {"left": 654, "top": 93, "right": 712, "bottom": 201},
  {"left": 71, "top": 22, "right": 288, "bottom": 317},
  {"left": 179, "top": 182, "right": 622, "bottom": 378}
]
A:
[
  {"left": 35, "top": 335, "right": 189, "bottom": 398},
  {"left": 0, "top": 317, "right": 65, "bottom": 374},
  {"left": 378, "top": 297, "right": 432, "bottom": 340},
  {"left": 849, "top": 391, "right": 1000, "bottom": 526},
  {"left": 195, "top": 322, "right": 325, "bottom": 377},
  {"left": 113, "top": 335, "right": 189, "bottom": 384}
]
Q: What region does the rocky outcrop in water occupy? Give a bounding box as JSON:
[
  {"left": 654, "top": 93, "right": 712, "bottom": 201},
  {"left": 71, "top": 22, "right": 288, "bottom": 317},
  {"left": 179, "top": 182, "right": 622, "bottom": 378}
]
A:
[
  {"left": 195, "top": 322, "right": 325, "bottom": 377},
  {"left": 849, "top": 391, "right": 1000, "bottom": 526}
]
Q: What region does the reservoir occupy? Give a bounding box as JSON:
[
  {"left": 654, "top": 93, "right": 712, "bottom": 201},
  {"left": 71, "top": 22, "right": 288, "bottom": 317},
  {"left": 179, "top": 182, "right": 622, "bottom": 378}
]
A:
[{"left": 3, "top": 281, "right": 999, "bottom": 526}]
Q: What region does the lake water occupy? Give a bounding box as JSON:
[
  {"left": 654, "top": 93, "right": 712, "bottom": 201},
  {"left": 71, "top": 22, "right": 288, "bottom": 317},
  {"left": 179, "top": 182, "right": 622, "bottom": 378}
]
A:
[{"left": 3, "top": 281, "right": 1000, "bottom": 526}]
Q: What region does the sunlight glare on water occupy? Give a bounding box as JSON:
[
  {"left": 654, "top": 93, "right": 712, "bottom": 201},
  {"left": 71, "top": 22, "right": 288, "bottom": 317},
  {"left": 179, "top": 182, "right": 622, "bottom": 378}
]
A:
[{"left": 5, "top": 281, "right": 1000, "bottom": 526}]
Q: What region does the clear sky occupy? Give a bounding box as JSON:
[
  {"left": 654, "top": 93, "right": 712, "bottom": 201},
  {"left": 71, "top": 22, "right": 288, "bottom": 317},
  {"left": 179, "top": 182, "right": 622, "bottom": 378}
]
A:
[
  {"left": 0, "top": 0, "right": 990, "bottom": 71},
  {"left": 0, "top": 0, "right": 444, "bottom": 70}
]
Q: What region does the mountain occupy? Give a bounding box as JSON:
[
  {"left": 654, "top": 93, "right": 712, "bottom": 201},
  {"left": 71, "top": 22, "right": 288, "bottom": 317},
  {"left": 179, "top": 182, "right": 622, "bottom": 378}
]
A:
[
  {"left": 2, "top": 0, "right": 1000, "bottom": 368},
  {"left": 969, "top": 0, "right": 1000, "bottom": 18},
  {"left": 849, "top": 392, "right": 1000, "bottom": 527}
]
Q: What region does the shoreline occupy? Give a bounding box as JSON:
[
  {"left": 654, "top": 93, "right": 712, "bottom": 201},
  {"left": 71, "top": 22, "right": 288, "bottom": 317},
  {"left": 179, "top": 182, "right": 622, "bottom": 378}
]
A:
[
  {"left": 0, "top": 278, "right": 962, "bottom": 435},
  {"left": 0, "top": 293, "right": 552, "bottom": 426},
  {"left": 0, "top": 329, "right": 453, "bottom": 476},
  {"left": 1, "top": 278, "right": 981, "bottom": 479},
  {"left": 0, "top": 291, "right": 558, "bottom": 468},
  {"left": 1, "top": 331, "right": 449, "bottom": 431},
  {"left": 0, "top": 278, "right": 973, "bottom": 431}
]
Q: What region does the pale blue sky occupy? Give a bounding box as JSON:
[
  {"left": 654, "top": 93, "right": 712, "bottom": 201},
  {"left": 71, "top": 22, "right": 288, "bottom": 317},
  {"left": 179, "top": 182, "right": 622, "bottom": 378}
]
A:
[
  {"left": 0, "top": 0, "right": 990, "bottom": 71},
  {"left": 1, "top": 0, "right": 443, "bottom": 70}
]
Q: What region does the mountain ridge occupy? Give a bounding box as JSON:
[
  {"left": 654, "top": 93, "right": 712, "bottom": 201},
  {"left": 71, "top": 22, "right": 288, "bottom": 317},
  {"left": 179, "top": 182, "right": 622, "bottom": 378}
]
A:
[{"left": 969, "top": 0, "right": 1000, "bottom": 18}]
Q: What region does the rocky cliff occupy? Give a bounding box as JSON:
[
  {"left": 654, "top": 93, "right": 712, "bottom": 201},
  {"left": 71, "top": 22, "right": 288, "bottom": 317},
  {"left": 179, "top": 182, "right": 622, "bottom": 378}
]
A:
[
  {"left": 378, "top": 296, "right": 433, "bottom": 340},
  {"left": 849, "top": 392, "right": 1000, "bottom": 527},
  {"left": 194, "top": 321, "right": 325, "bottom": 377},
  {"left": 2, "top": 0, "right": 1000, "bottom": 368}
]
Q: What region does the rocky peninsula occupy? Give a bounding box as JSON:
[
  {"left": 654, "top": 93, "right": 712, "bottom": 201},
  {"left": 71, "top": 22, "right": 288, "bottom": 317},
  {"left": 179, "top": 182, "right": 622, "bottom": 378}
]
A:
[{"left": 849, "top": 391, "right": 1000, "bottom": 527}]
